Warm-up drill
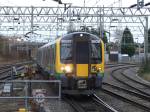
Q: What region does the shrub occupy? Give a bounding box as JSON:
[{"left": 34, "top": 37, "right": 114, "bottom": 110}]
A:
[{"left": 139, "top": 58, "right": 150, "bottom": 73}]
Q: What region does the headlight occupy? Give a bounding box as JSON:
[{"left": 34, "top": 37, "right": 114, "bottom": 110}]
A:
[
  {"left": 61, "top": 66, "right": 72, "bottom": 73},
  {"left": 65, "top": 66, "right": 71, "bottom": 73},
  {"left": 98, "top": 67, "right": 101, "bottom": 70},
  {"left": 61, "top": 67, "right": 65, "bottom": 71},
  {"left": 97, "top": 67, "right": 102, "bottom": 72}
]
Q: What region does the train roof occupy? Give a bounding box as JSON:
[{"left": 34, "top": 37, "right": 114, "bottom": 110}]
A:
[
  {"left": 39, "top": 32, "right": 101, "bottom": 50},
  {"left": 62, "top": 32, "right": 100, "bottom": 40},
  {"left": 38, "top": 38, "right": 59, "bottom": 50}
]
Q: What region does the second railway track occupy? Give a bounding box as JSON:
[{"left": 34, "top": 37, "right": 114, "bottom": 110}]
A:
[
  {"left": 63, "top": 94, "right": 118, "bottom": 112},
  {"left": 102, "top": 63, "right": 150, "bottom": 112},
  {"left": 0, "top": 61, "right": 33, "bottom": 80},
  {"left": 110, "top": 66, "right": 150, "bottom": 96},
  {"left": 102, "top": 82, "right": 150, "bottom": 111}
]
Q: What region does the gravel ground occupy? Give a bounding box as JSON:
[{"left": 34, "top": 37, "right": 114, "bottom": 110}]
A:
[
  {"left": 0, "top": 99, "right": 26, "bottom": 112},
  {"left": 32, "top": 73, "right": 75, "bottom": 112},
  {"left": 1, "top": 64, "right": 148, "bottom": 112},
  {"left": 32, "top": 65, "right": 150, "bottom": 112},
  {"left": 102, "top": 84, "right": 150, "bottom": 107},
  {"left": 0, "top": 82, "right": 28, "bottom": 112},
  {"left": 123, "top": 67, "right": 150, "bottom": 85},
  {"left": 43, "top": 99, "right": 75, "bottom": 112},
  {"left": 0, "top": 60, "right": 24, "bottom": 111},
  {"left": 0, "top": 69, "right": 75, "bottom": 112},
  {"left": 96, "top": 66, "right": 150, "bottom": 112},
  {"left": 103, "top": 67, "right": 134, "bottom": 90},
  {"left": 120, "top": 68, "right": 150, "bottom": 95},
  {"left": 96, "top": 90, "right": 146, "bottom": 112}
]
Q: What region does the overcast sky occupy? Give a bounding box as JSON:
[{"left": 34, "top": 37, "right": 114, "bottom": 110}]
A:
[
  {"left": 0, "top": 0, "right": 149, "bottom": 43},
  {"left": 0, "top": 0, "right": 149, "bottom": 7}
]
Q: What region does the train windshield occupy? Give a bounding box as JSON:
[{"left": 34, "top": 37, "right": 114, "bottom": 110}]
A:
[
  {"left": 60, "top": 40, "right": 73, "bottom": 63},
  {"left": 91, "top": 41, "right": 102, "bottom": 63},
  {"left": 60, "top": 39, "right": 102, "bottom": 64}
]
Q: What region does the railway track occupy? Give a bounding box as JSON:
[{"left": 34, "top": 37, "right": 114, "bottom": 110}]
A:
[
  {"left": 102, "top": 82, "right": 150, "bottom": 111},
  {"left": 110, "top": 66, "right": 150, "bottom": 96},
  {"left": 0, "top": 61, "right": 33, "bottom": 80},
  {"left": 101, "top": 87, "right": 150, "bottom": 111},
  {"left": 63, "top": 94, "right": 118, "bottom": 112},
  {"left": 0, "top": 64, "right": 12, "bottom": 70},
  {"left": 0, "top": 61, "right": 34, "bottom": 112},
  {"left": 105, "top": 63, "right": 137, "bottom": 69},
  {"left": 102, "top": 82, "right": 150, "bottom": 101},
  {"left": 121, "top": 69, "right": 150, "bottom": 88},
  {"left": 103, "top": 64, "right": 150, "bottom": 111}
]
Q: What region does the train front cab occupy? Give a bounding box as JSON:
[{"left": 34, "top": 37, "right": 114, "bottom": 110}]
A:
[{"left": 55, "top": 33, "right": 104, "bottom": 94}]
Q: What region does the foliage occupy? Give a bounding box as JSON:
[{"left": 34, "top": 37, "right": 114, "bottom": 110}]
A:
[
  {"left": 139, "top": 58, "right": 150, "bottom": 73},
  {"left": 138, "top": 58, "right": 150, "bottom": 81},
  {"left": 121, "top": 27, "right": 135, "bottom": 57}
]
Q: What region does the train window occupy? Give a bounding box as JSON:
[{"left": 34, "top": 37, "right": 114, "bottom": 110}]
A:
[
  {"left": 91, "top": 43, "right": 102, "bottom": 63},
  {"left": 60, "top": 42, "right": 72, "bottom": 63},
  {"left": 76, "top": 41, "right": 89, "bottom": 64}
]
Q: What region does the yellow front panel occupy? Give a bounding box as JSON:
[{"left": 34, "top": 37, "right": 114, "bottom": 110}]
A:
[{"left": 76, "top": 64, "right": 88, "bottom": 77}]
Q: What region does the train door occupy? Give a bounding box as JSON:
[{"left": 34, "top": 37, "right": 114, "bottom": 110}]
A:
[{"left": 74, "top": 39, "right": 90, "bottom": 77}]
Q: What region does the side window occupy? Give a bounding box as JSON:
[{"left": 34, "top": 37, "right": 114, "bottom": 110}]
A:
[
  {"left": 60, "top": 40, "right": 73, "bottom": 63},
  {"left": 48, "top": 44, "right": 55, "bottom": 71}
]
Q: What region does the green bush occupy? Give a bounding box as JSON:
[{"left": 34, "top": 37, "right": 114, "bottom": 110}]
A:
[{"left": 139, "top": 58, "right": 150, "bottom": 73}]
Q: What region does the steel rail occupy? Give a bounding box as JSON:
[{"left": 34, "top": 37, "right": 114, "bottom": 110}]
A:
[
  {"left": 101, "top": 88, "right": 150, "bottom": 111},
  {"left": 0, "top": 61, "right": 34, "bottom": 80},
  {"left": 102, "top": 82, "right": 150, "bottom": 101},
  {"left": 92, "top": 94, "right": 118, "bottom": 112},
  {"left": 110, "top": 65, "right": 150, "bottom": 96},
  {"left": 121, "top": 71, "right": 150, "bottom": 88},
  {"left": 0, "top": 68, "right": 11, "bottom": 74},
  {"left": 63, "top": 96, "right": 85, "bottom": 112},
  {"left": 63, "top": 94, "right": 118, "bottom": 112},
  {"left": 105, "top": 63, "right": 137, "bottom": 69}
]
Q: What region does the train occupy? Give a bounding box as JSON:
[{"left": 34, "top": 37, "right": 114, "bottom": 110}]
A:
[{"left": 36, "top": 32, "right": 105, "bottom": 94}]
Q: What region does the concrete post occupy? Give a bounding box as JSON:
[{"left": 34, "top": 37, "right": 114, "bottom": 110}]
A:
[{"left": 144, "top": 16, "right": 148, "bottom": 62}]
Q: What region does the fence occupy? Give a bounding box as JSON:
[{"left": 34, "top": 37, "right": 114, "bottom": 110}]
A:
[
  {"left": 0, "top": 80, "right": 61, "bottom": 111},
  {"left": 105, "top": 43, "right": 150, "bottom": 64}
]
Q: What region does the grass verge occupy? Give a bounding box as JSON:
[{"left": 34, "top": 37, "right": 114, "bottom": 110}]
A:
[
  {"left": 138, "top": 73, "right": 150, "bottom": 81},
  {"left": 138, "top": 58, "right": 150, "bottom": 82}
]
